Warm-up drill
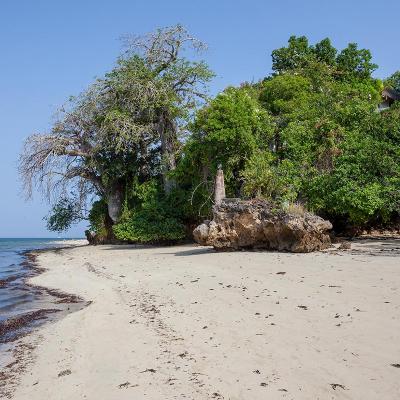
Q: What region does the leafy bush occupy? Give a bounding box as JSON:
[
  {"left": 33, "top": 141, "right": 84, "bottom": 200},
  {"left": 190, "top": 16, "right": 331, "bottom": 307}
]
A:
[
  {"left": 113, "top": 180, "right": 186, "bottom": 243},
  {"left": 113, "top": 211, "right": 186, "bottom": 243},
  {"left": 88, "top": 200, "right": 109, "bottom": 234}
]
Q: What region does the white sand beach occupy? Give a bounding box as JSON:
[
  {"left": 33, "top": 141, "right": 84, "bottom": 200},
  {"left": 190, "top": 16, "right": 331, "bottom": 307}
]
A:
[{"left": 5, "top": 239, "right": 400, "bottom": 399}]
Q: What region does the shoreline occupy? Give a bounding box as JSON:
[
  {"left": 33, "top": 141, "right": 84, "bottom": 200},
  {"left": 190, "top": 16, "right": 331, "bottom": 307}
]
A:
[
  {"left": 2, "top": 238, "right": 400, "bottom": 399},
  {"left": 0, "top": 242, "right": 88, "bottom": 398},
  {"left": 1, "top": 245, "right": 88, "bottom": 344}
]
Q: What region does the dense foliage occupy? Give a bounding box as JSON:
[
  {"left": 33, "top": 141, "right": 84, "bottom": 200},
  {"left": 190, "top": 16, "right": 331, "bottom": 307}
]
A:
[
  {"left": 113, "top": 180, "right": 186, "bottom": 243},
  {"left": 22, "top": 29, "right": 400, "bottom": 240},
  {"left": 178, "top": 35, "right": 399, "bottom": 231}
]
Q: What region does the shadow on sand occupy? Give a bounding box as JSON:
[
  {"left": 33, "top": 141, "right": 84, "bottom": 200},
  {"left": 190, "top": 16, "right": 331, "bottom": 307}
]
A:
[
  {"left": 350, "top": 237, "right": 400, "bottom": 256},
  {"left": 91, "top": 237, "right": 400, "bottom": 257},
  {"left": 165, "top": 247, "right": 215, "bottom": 257},
  {"left": 97, "top": 243, "right": 215, "bottom": 257}
]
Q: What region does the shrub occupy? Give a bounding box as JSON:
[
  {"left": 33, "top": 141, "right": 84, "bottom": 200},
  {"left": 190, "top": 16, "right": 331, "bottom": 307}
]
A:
[
  {"left": 113, "top": 180, "right": 186, "bottom": 243},
  {"left": 88, "top": 199, "right": 109, "bottom": 237},
  {"left": 113, "top": 211, "right": 186, "bottom": 243}
]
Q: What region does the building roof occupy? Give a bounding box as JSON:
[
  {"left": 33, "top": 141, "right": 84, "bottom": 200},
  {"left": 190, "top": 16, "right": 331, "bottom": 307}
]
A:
[{"left": 382, "top": 88, "right": 400, "bottom": 101}]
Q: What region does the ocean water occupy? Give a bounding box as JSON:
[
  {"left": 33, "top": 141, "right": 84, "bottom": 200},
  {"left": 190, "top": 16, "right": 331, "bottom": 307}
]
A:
[{"left": 0, "top": 238, "right": 83, "bottom": 343}]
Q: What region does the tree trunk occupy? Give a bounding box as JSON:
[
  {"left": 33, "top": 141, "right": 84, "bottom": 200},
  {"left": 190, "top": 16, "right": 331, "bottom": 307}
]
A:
[
  {"left": 106, "top": 182, "right": 124, "bottom": 223},
  {"left": 158, "top": 110, "right": 177, "bottom": 194},
  {"left": 104, "top": 212, "right": 116, "bottom": 241}
]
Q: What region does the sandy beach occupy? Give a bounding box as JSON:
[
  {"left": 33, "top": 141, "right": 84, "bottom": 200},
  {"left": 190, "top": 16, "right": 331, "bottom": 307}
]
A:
[{"left": 3, "top": 239, "right": 400, "bottom": 399}]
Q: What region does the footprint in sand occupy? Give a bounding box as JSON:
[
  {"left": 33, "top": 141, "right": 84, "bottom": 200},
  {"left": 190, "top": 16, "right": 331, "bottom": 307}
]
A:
[{"left": 57, "top": 369, "right": 71, "bottom": 377}]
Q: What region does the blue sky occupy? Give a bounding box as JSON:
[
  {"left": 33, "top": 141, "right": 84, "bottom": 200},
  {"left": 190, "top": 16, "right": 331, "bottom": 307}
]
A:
[{"left": 1, "top": 0, "right": 399, "bottom": 237}]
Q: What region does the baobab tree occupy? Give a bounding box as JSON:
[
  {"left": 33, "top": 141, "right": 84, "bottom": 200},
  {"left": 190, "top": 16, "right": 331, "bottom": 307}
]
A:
[
  {"left": 121, "top": 24, "right": 213, "bottom": 192},
  {"left": 19, "top": 25, "right": 213, "bottom": 233}
]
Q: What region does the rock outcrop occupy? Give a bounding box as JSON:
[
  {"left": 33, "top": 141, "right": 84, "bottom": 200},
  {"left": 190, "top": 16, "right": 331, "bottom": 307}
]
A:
[{"left": 193, "top": 199, "right": 332, "bottom": 253}]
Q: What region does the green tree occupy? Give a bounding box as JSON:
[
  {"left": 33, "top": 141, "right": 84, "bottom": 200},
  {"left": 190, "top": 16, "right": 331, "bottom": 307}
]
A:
[
  {"left": 260, "top": 74, "right": 313, "bottom": 115},
  {"left": 336, "top": 43, "right": 378, "bottom": 80},
  {"left": 181, "top": 87, "right": 274, "bottom": 202},
  {"left": 271, "top": 36, "right": 313, "bottom": 73},
  {"left": 20, "top": 25, "right": 213, "bottom": 237},
  {"left": 313, "top": 38, "right": 337, "bottom": 66},
  {"left": 385, "top": 71, "right": 400, "bottom": 91}
]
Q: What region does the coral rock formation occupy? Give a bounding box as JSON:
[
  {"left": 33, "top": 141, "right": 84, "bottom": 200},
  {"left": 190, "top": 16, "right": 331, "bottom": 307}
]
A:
[{"left": 193, "top": 199, "right": 332, "bottom": 253}]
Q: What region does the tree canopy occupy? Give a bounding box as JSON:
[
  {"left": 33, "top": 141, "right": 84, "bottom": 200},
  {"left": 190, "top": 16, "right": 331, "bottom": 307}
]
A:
[
  {"left": 20, "top": 25, "right": 213, "bottom": 237},
  {"left": 20, "top": 31, "right": 400, "bottom": 240}
]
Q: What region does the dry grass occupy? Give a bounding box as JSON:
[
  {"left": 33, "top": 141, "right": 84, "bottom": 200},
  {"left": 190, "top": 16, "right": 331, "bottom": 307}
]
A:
[{"left": 283, "top": 201, "right": 306, "bottom": 216}]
